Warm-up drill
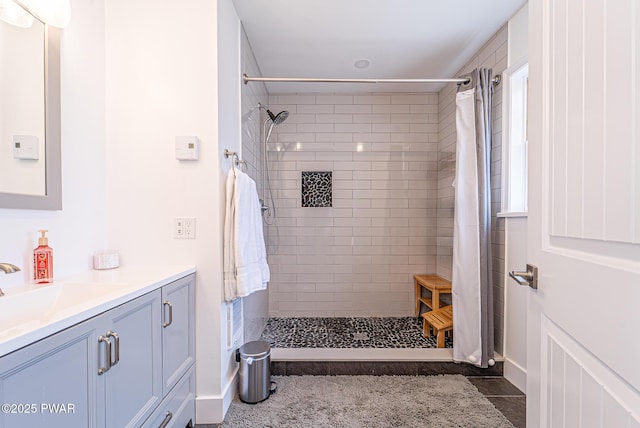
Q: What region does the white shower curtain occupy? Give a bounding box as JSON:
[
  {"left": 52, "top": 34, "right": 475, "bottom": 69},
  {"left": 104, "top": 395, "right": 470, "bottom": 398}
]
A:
[{"left": 452, "top": 69, "right": 494, "bottom": 368}]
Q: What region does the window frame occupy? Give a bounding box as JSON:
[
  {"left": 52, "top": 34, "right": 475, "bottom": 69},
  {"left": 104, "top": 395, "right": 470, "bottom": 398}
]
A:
[{"left": 499, "top": 58, "right": 529, "bottom": 218}]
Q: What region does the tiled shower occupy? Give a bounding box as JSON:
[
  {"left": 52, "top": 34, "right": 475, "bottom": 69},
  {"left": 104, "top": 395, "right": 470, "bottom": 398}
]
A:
[
  {"left": 265, "top": 92, "right": 440, "bottom": 317},
  {"left": 241, "top": 25, "right": 507, "bottom": 352}
]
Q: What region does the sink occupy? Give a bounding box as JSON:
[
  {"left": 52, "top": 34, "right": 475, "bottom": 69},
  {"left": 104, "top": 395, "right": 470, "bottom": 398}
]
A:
[
  {"left": 0, "top": 285, "right": 59, "bottom": 330},
  {"left": 0, "top": 280, "right": 133, "bottom": 337}
]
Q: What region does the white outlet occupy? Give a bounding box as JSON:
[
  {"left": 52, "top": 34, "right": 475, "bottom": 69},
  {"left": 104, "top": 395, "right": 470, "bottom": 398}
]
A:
[{"left": 174, "top": 218, "right": 196, "bottom": 239}]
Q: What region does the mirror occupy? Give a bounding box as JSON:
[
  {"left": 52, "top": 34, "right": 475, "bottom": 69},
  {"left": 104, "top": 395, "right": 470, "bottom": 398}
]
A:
[{"left": 0, "top": 22, "right": 61, "bottom": 210}]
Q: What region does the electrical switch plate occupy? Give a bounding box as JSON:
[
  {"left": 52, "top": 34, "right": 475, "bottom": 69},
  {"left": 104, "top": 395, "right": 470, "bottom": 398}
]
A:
[
  {"left": 175, "top": 136, "right": 199, "bottom": 160},
  {"left": 174, "top": 218, "right": 196, "bottom": 239},
  {"left": 13, "top": 135, "right": 39, "bottom": 160}
]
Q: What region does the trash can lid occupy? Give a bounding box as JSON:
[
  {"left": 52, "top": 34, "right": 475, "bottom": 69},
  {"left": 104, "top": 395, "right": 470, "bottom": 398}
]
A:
[{"left": 239, "top": 340, "right": 270, "bottom": 358}]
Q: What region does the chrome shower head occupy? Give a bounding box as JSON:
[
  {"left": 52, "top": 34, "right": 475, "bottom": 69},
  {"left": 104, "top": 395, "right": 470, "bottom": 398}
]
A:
[
  {"left": 267, "top": 109, "right": 289, "bottom": 125},
  {"left": 257, "top": 102, "right": 289, "bottom": 125}
]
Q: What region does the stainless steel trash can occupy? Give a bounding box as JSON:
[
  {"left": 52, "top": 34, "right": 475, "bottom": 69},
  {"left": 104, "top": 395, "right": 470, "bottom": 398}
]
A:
[{"left": 236, "top": 341, "right": 271, "bottom": 403}]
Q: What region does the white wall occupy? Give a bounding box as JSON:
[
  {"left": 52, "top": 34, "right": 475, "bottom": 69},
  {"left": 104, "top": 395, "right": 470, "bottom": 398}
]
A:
[
  {"left": 216, "top": 0, "right": 243, "bottom": 420},
  {"left": 105, "top": 0, "right": 232, "bottom": 423},
  {"left": 0, "top": 0, "right": 106, "bottom": 289},
  {"left": 508, "top": 4, "right": 529, "bottom": 67},
  {"left": 502, "top": 3, "right": 529, "bottom": 393}
]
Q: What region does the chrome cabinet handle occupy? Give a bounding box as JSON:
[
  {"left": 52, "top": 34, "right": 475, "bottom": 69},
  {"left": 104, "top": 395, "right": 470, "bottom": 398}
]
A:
[
  {"left": 163, "top": 300, "right": 173, "bottom": 328},
  {"left": 98, "top": 335, "right": 112, "bottom": 375},
  {"left": 107, "top": 330, "right": 120, "bottom": 366},
  {"left": 509, "top": 264, "right": 538, "bottom": 289},
  {"left": 158, "top": 411, "right": 173, "bottom": 428}
]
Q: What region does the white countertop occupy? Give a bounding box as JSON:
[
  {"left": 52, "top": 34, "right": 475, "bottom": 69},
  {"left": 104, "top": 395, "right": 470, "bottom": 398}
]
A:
[{"left": 0, "top": 265, "right": 196, "bottom": 357}]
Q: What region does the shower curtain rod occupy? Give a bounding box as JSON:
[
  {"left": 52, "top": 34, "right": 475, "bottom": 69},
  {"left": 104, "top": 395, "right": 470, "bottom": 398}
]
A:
[{"left": 242, "top": 73, "right": 501, "bottom": 86}]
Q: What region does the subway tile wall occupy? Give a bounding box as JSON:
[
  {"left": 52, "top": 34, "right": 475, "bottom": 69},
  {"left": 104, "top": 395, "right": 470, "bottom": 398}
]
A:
[
  {"left": 240, "top": 27, "right": 269, "bottom": 342},
  {"left": 437, "top": 24, "right": 508, "bottom": 353},
  {"left": 265, "top": 93, "right": 440, "bottom": 317}
]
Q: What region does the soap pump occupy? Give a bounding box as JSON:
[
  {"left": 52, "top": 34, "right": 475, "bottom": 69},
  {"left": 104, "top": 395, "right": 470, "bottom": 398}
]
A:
[{"left": 34, "top": 229, "right": 53, "bottom": 284}]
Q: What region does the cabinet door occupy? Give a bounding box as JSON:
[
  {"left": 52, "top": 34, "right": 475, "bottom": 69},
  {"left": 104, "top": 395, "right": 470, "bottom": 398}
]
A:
[
  {"left": 100, "top": 290, "right": 162, "bottom": 428},
  {"left": 161, "top": 274, "right": 195, "bottom": 396},
  {"left": 0, "top": 317, "right": 100, "bottom": 428}
]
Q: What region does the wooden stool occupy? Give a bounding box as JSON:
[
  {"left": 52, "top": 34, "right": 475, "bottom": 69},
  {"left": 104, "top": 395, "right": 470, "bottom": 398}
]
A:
[
  {"left": 414, "top": 274, "right": 452, "bottom": 317},
  {"left": 422, "top": 305, "right": 453, "bottom": 348}
]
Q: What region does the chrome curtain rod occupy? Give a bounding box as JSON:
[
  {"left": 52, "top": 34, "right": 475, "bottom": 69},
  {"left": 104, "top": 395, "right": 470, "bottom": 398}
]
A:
[{"left": 242, "top": 73, "right": 501, "bottom": 85}]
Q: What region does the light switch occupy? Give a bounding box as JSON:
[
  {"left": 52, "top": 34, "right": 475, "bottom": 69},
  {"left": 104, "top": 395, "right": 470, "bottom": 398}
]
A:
[
  {"left": 13, "top": 135, "right": 39, "bottom": 160},
  {"left": 175, "top": 136, "right": 199, "bottom": 160}
]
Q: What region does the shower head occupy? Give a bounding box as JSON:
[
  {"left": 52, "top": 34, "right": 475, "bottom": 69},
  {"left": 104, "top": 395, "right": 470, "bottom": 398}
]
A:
[
  {"left": 257, "top": 102, "right": 289, "bottom": 125},
  {"left": 267, "top": 109, "right": 289, "bottom": 125}
]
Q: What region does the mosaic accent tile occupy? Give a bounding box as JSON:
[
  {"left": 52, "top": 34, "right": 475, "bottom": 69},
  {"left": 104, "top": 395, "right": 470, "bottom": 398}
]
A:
[
  {"left": 260, "top": 317, "right": 453, "bottom": 349},
  {"left": 301, "top": 171, "right": 332, "bottom": 207}
]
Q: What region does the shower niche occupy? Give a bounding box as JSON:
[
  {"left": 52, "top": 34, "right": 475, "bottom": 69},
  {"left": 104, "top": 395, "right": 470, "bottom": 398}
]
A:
[{"left": 301, "top": 171, "right": 332, "bottom": 208}]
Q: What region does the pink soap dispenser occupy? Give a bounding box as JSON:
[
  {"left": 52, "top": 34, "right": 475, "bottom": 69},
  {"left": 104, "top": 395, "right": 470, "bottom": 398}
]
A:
[{"left": 34, "top": 229, "right": 53, "bottom": 283}]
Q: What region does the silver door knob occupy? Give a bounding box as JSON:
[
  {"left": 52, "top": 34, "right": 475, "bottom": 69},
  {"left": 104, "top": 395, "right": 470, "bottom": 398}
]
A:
[{"left": 509, "top": 264, "right": 538, "bottom": 289}]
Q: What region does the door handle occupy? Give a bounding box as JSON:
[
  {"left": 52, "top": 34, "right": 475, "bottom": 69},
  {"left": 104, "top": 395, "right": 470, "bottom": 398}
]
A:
[
  {"left": 509, "top": 264, "right": 538, "bottom": 289},
  {"left": 158, "top": 411, "right": 173, "bottom": 428},
  {"left": 163, "top": 300, "right": 173, "bottom": 328},
  {"left": 98, "top": 335, "right": 112, "bottom": 375},
  {"left": 107, "top": 330, "right": 120, "bottom": 366}
]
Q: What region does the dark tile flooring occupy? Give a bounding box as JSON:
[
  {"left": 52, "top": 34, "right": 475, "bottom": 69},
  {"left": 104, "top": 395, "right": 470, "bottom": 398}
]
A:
[
  {"left": 468, "top": 376, "right": 527, "bottom": 428},
  {"left": 261, "top": 317, "right": 453, "bottom": 348},
  {"left": 271, "top": 360, "right": 504, "bottom": 376}
]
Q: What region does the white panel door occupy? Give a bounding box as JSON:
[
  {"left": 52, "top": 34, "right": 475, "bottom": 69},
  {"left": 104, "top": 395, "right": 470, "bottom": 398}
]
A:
[{"left": 528, "top": 0, "right": 640, "bottom": 427}]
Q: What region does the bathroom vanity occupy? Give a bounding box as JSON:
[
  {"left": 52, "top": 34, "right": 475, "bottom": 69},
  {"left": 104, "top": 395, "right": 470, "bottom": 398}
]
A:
[{"left": 0, "top": 266, "right": 195, "bottom": 428}]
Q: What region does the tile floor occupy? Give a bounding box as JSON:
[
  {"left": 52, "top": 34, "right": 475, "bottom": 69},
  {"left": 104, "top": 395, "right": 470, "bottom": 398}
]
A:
[
  {"left": 261, "top": 317, "right": 453, "bottom": 348},
  {"left": 468, "top": 376, "right": 526, "bottom": 428}
]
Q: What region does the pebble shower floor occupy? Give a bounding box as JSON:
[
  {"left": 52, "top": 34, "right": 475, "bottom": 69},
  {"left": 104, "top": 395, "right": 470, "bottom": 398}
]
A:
[{"left": 260, "top": 317, "right": 453, "bottom": 349}]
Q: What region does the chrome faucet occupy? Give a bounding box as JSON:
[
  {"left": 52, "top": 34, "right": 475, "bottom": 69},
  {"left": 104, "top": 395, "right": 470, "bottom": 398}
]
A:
[{"left": 0, "top": 263, "right": 21, "bottom": 296}]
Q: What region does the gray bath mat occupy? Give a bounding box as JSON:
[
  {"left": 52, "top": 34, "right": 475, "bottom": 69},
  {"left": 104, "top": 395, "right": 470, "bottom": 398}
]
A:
[{"left": 222, "top": 375, "right": 513, "bottom": 427}]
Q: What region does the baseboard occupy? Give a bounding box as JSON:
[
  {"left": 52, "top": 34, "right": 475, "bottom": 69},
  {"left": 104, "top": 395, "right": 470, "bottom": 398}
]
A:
[
  {"left": 503, "top": 358, "right": 526, "bottom": 393},
  {"left": 195, "top": 369, "right": 238, "bottom": 424}
]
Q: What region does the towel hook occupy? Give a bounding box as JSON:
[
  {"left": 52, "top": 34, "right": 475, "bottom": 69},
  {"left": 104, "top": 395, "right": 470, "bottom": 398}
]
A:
[{"left": 224, "top": 149, "right": 247, "bottom": 171}]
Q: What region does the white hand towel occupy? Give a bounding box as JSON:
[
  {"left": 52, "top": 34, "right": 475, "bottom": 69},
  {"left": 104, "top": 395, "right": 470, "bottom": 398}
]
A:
[{"left": 223, "top": 168, "right": 270, "bottom": 301}]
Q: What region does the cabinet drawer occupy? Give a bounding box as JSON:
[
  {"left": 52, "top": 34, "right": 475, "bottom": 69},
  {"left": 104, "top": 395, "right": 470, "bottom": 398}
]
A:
[{"left": 143, "top": 367, "right": 194, "bottom": 428}]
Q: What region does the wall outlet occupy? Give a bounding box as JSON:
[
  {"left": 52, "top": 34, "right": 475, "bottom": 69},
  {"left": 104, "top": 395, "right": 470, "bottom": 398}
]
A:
[{"left": 174, "top": 218, "right": 196, "bottom": 239}]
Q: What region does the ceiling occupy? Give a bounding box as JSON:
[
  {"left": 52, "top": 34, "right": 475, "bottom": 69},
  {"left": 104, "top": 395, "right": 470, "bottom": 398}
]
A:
[{"left": 232, "top": 0, "right": 527, "bottom": 93}]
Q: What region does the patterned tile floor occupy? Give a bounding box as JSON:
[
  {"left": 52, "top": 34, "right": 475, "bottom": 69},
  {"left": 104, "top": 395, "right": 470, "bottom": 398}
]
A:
[{"left": 261, "top": 317, "right": 453, "bottom": 349}]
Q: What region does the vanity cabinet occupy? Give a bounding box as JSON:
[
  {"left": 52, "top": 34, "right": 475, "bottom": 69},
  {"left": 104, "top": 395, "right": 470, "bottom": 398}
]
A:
[
  {"left": 0, "top": 273, "right": 195, "bottom": 428},
  {"left": 0, "top": 314, "right": 102, "bottom": 427}
]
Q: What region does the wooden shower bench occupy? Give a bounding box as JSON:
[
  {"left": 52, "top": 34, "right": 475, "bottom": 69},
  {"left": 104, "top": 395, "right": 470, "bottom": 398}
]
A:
[
  {"left": 422, "top": 304, "right": 453, "bottom": 348},
  {"left": 413, "top": 274, "right": 452, "bottom": 317}
]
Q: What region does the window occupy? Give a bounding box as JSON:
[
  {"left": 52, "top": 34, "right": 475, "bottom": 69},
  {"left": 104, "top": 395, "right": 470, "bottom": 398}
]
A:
[{"left": 500, "top": 60, "right": 529, "bottom": 216}]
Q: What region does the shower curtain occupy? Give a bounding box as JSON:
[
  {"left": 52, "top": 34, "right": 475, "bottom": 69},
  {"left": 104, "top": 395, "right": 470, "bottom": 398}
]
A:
[{"left": 452, "top": 68, "right": 494, "bottom": 368}]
